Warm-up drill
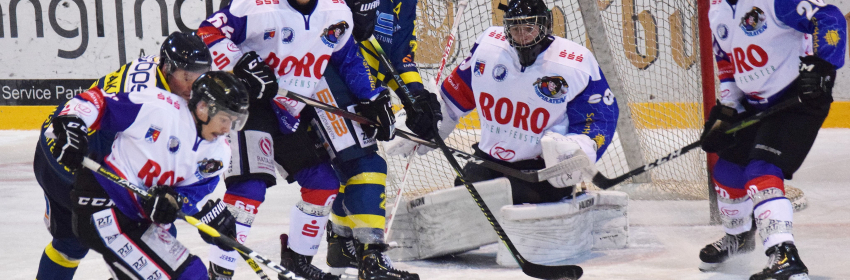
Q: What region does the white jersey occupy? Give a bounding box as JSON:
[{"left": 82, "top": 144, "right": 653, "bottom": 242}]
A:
[
  {"left": 198, "top": 0, "right": 379, "bottom": 100},
  {"left": 709, "top": 0, "right": 846, "bottom": 109},
  {"left": 60, "top": 87, "right": 230, "bottom": 220},
  {"left": 441, "top": 27, "right": 618, "bottom": 162}
]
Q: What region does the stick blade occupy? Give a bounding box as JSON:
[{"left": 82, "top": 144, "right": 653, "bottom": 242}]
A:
[
  {"left": 521, "top": 262, "right": 583, "bottom": 280},
  {"left": 591, "top": 172, "right": 617, "bottom": 190}
]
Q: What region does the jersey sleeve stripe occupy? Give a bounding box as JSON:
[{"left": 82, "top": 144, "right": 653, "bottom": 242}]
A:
[{"left": 440, "top": 66, "right": 475, "bottom": 112}]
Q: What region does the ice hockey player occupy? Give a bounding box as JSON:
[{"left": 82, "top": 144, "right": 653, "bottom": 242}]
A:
[
  {"left": 700, "top": 0, "right": 845, "bottom": 279},
  {"left": 32, "top": 31, "right": 211, "bottom": 280},
  {"left": 195, "top": 0, "right": 406, "bottom": 278},
  {"left": 319, "top": 0, "right": 438, "bottom": 279},
  {"left": 51, "top": 71, "right": 248, "bottom": 280},
  {"left": 385, "top": 0, "right": 618, "bottom": 205}
]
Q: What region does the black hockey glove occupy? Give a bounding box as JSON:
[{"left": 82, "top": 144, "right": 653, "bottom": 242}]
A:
[
  {"left": 357, "top": 89, "right": 396, "bottom": 141},
  {"left": 234, "top": 51, "right": 278, "bottom": 101},
  {"left": 405, "top": 89, "right": 443, "bottom": 140},
  {"left": 797, "top": 56, "right": 835, "bottom": 107},
  {"left": 142, "top": 185, "right": 183, "bottom": 224},
  {"left": 346, "top": 0, "right": 378, "bottom": 41},
  {"left": 700, "top": 103, "right": 739, "bottom": 153},
  {"left": 193, "top": 199, "right": 236, "bottom": 251},
  {"left": 51, "top": 115, "right": 89, "bottom": 171}
]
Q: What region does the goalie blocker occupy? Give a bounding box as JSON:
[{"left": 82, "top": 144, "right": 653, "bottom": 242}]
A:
[{"left": 385, "top": 177, "right": 628, "bottom": 262}]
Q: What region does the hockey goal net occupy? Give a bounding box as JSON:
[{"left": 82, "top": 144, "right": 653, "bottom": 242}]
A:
[{"left": 379, "top": 0, "right": 712, "bottom": 202}]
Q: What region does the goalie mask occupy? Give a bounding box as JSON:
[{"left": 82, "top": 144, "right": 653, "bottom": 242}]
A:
[{"left": 501, "top": 0, "right": 554, "bottom": 67}]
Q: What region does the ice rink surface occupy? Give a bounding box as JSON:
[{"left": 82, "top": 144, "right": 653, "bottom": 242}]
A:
[{"left": 2, "top": 129, "right": 848, "bottom": 280}]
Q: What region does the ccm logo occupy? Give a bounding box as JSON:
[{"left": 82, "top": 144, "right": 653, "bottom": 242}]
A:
[
  {"left": 478, "top": 92, "right": 550, "bottom": 134},
  {"left": 265, "top": 52, "right": 331, "bottom": 79},
  {"left": 78, "top": 197, "right": 115, "bottom": 207}
]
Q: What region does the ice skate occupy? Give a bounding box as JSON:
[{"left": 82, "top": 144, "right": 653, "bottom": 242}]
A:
[
  {"left": 326, "top": 230, "right": 358, "bottom": 276},
  {"left": 749, "top": 242, "right": 810, "bottom": 280},
  {"left": 280, "top": 234, "right": 340, "bottom": 280},
  {"left": 698, "top": 225, "right": 756, "bottom": 271},
  {"left": 358, "top": 243, "right": 418, "bottom": 280},
  {"left": 208, "top": 262, "right": 235, "bottom": 280}
]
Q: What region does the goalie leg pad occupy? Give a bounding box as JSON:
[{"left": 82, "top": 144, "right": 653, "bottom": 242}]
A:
[
  {"left": 496, "top": 190, "right": 629, "bottom": 266},
  {"left": 745, "top": 160, "right": 794, "bottom": 249}
]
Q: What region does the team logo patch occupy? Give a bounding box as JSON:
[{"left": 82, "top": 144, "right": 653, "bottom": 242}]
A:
[
  {"left": 263, "top": 28, "right": 276, "bottom": 40},
  {"left": 716, "top": 24, "right": 728, "bottom": 40},
  {"left": 258, "top": 136, "right": 272, "bottom": 157},
  {"left": 321, "top": 21, "right": 349, "bottom": 48},
  {"left": 489, "top": 142, "right": 516, "bottom": 161},
  {"left": 145, "top": 125, "right": 162, "bottom": 143},
  {"left": 473, "top": 60, "right": 486, "bottom": 77},
  {"left": 197, "top": 158, "right": 224, "bottom": 177},
  {"left": 167, "top": 136, "right": 180, "bottom": 153},
  {"left": 492, "top": 64, "right": 507, "bottom": 82},
  {"left": 739, "top": 7, "right": 767, "bottom": 36},
  {"left": 533, "top": 76, "right": 569, "bottom": 104},
  {"left": 281, "top": 27, "right": 294, "bottom": 44}
]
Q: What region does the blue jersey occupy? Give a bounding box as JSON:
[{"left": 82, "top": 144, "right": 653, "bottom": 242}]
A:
[{"left": 359, "top": 0, "right": 424, "bottom": 92}]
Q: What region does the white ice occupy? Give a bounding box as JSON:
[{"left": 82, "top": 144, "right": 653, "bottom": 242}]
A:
[{"left": 2, "top": 129, "right": 849, "bottom": 279}]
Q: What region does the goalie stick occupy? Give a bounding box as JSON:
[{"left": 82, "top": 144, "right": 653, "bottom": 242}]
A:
[
  {"left": 365, "top": 37, "right": 583, "bottom": 279},
  {"left": 278, "top": 88, "right": 591, "bottom": 184},
  {"left": 591, "top": 95, "right": 804, "bottom": 189},
  {"left": 81, "top": 158, "right": 304, "bottom": 280}
]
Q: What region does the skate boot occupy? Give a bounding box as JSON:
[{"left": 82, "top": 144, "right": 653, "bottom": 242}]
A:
[
  {"left": 358, "top": 243, "right": 419, "bottom": 280},
  {"left": 208, "top": 262, "right": 235, "bottom": 280},
  {"left": 750, "top": 242, "right": 810, "bottom": 280},
  {"left": 280, "top": 234, "right": 340, "bottom": 280},
  {"left": 698, "top": 225, "right": 756, "bottom": 271},
  {"left": 326, "top": 230, "right": 358, "bottom": 276}
]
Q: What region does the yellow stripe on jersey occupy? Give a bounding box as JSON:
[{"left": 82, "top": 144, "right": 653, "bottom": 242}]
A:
[
  {"left": 44, "top": 243, "right": 81, "bottom": 268},
  {"left": 346, "top": 172, "right": 387, "bottom": 187},
  {"left": 330, "top": 213, "right": 386, "bottom": 229}
]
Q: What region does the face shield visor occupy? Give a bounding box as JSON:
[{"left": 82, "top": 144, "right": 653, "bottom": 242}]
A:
[
  {"left": 208, "top": 103, "right": 249, "bottom": 131},
  {"left": 504, "top": 16, "right": 549, "bottom": 48}
]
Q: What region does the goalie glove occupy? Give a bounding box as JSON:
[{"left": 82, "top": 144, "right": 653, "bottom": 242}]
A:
[
  {"left": 193, "top": 199, "right": 237, "bottom": 251},
  {"left": 356, "top": 89, "right": 396, "bottom": 141},
  {"left": 541, "top": 132, "right": 597, "bottom": 188},
  {"left": 233, "top": 51, "right": 278, "bottom": 101},
  {"left": 51, "top": 115, "right": 89, "bottom": 171}
]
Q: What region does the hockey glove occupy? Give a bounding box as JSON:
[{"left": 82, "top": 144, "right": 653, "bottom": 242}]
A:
[
  {"left": 51, "top": 115, "right": 89, "bottom": 171},
  {"left": 541, "top": 132, "right": 597, "bottom": 188},
  {"left": 234, "top": 51, "right": 278, "bottom": 101},
  {"left": 357, "top": 89, "right": 396, "bottom": 141},
  {"left": 193, "top": 199, "right": 236, "bottom": 251},
  {"left": 405, "top": 89, "right": 443, "bottom": 141},
  {"left": 700, "top": 103, "right": 739, "bottom": 153},
  {"left": 142, "top": 185, "right": 183, "bottom": 224},
  {"left": 346, "top": 0, "right": 378, "bottom": 41},
  {"left": 798, "top": 56, "right": 835, "bottom": 107}
]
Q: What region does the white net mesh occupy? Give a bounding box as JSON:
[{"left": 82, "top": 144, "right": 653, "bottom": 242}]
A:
[{"left": 379, "top": 0, "right": 709, "bottom": 201}]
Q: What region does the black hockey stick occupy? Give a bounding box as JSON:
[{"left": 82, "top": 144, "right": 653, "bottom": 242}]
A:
[
  {"left": 81, "top": 158, "right": 303, "bottom": 280},
  {"left": 591, "top": 96, "right": 803, "bottom": 189},
  {"left": 365, "top": 37, "right": 583, "bottom": 279}
]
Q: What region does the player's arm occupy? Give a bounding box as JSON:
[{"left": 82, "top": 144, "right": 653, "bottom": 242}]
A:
[
  {"left": 700, "top": 36, "right": 745, "bottom": 153},
  {"left": 562, "top": 70, "right": 618, "bottom": 161},
  {"left": 775, "top": 0, "right": 846, "bottom": 68},
  {"left": 386, "top": 0, "right": 424, "bottom": 93},
  {"left": 197, "top": 5, "right": 249, "bottom": 71}
]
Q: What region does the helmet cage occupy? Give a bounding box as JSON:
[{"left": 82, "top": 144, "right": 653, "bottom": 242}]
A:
[{"left": 504, "top": 14, "right": 552, "bottom": 49}]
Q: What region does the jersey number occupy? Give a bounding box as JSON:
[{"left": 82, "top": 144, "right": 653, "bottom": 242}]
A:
[{"left": 796, "top": 0, "right": 825, "bottom": 20}]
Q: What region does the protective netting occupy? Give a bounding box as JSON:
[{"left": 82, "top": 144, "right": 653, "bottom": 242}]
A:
[{"left": 378, "top": 0, "right": 710, "bottom": 201}]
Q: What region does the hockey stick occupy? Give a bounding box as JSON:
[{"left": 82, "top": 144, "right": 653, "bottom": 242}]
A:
[
  {"left": 279, "top": 88, "right": 590, "bottom": 184},
  {"left": 591, "top": 96, "right": 803, "bottom": 189},
  {"left": 434, "top": 0, "right": 469, "bottom": 85},
  {"left": 365, "top": 37, "right": 583, "bottom": 279},
  {"left": 384, "top": 145, "right": 417, "bottom": 237},
  {"left": 81, "top": 158, "right": 304, "bottom": 280},
  {"left": 242, "top": 254, "right": 272, "bottom": 280}
]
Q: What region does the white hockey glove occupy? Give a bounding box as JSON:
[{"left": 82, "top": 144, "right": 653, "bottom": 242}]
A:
[
  {"left": 383, "top": 100, "right": 458, "bottom": 156},
  {"left": 541, "top": 132, "right": 598, "bottom": 188}
]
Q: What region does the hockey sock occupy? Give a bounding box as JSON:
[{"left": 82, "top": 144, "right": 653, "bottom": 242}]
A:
[
  {"left": 712, "top": 158, "right": 753, "bottom": 234},
  {"left": 745, "top": 160, "right": 794, "bottom": 250},
  {"left": 210, "top": 179, "right": 267, "bottom": 271},
  {"left": 288, "top": 201, "right": 332, "bottom": 256},
  {"left": 36, "top": 239, "right": 88, "bottom": 280}
]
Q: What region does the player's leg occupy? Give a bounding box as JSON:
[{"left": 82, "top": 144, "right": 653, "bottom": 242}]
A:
[
  {"left": 70, "top": 169, "right": 208, "bottom": 280},
  {"left": 37, "top": 195, "right": 89, "bottom": 280},
  {"left": 746, "top": 98, "right": 828, "bottom": 280},
  {"left": 698, "top": 158, "right": 756, "bottom": 271}
]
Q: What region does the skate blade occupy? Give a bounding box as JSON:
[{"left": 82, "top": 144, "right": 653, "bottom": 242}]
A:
[
  {"left": 329, "top": 267, "right": 358, "bottom": 279},
  {"left": 789, "top": 273, "right": 811, "bottom": 280},
  {"left": 698, "top": 262, "right": 721, "bottom": 272}
]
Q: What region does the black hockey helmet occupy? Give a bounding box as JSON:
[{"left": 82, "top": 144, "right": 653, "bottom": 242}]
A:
[
  {"left": 160, "top": 31, "right": 212, "bottom": 74},
  {"left": 500, "top": 0, "right": 554, "bottom": 67},
  {"left": 190, "top": 71, "right": 250, "bottom": 131}
]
